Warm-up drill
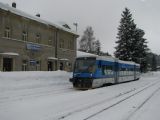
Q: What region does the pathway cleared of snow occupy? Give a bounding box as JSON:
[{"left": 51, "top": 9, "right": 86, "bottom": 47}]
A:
[{"left": 0, "top": 71, "right": 160, "bottom": 120}]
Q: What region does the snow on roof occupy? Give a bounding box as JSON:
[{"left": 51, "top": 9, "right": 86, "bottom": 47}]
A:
[
  {"left": 135, "top": 63, "right": 140, "bottom": 66},
  {"left": 0, "top": 52, "right": 19, "bottom": 56},
  {"left": 48, "top": 57, "right": 58, "bottom": 60},
  {"left": 77, "top": 51, "right": 115, "bottom": 62},
  {"left": 77, "top": 51, "right": 98, "bottom": 58},
  {"left": 96, "top": 56, "right": 115, "bottom": 62},
  {"left": 0, "top": 2, "right": 78, "bottom": 36},
  {"left": 118, "top": 59, "right": 135, "bottom": 65},
  {"left": 58, "top": 21, "right": 71, "bottom": 29},
  {"left": 77, "top": 51, "right": 138, "bottom": 64},
  {"left": 59, "top": 58, "right": 69, "bottom": 61}
]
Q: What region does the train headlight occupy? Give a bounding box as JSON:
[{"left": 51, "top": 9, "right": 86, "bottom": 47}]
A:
[{"left": 73, "top": 74, "right": 76, "bottom": 77}]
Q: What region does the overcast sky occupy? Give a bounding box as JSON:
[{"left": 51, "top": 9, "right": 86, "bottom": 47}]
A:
[{"left": 0, "top": 0, "right": 159, "bottom": 55}]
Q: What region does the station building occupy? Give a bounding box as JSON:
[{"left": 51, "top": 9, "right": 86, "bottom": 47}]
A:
[{"left": 0, "top": 2, "right": 78, "bottom": 71}]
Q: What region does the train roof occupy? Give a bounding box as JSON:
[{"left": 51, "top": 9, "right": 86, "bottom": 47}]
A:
[
  {"left": 118, "top": 60, "right": 135, "bottom": 65},
  {"left": 76, "top": 52, "right": 140, "bottom": 66},
  {"left": 96, "top": 56, "right": 116, "bottom": 62},
  {"left": 76, "top": 51, "right": 97, "bottom": 57},
  {"left": 77, "top": 55, "right": 116, "bottom": 62},
  {"left": 135, "top": 63, "right": 140, "bottom": 67}
]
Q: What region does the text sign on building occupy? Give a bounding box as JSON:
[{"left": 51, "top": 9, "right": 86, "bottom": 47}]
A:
[
  {"left": 29, "top": 59, "right": 37, "bottom": 65},
  {"left": 26, "top": 43, "right": 41, "bottom": 51}
]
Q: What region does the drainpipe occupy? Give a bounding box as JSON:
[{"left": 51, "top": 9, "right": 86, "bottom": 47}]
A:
[{"left": 55, "top": 29, "right": 59, "bottom": 70}]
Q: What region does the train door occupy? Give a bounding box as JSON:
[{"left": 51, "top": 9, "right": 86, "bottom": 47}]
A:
[
  {"left": 114, "top": 62, "right": 119, "bottom": 83},
  {"left": 134, "top": 65, "right": 136, "bottom": 80},
  {"left": 3, "top": 58, "right": 13, "bottom": 71}
]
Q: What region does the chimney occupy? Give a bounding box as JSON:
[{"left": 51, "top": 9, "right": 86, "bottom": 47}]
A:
[
  {"left": 36, "top": 14, "right": 40, "bottom": 17},
  {"left": 12, "top": 2, "right": 16, "bottom": 8}
]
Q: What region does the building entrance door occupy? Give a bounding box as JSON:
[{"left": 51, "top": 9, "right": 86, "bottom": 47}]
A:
[
  {"left": 48, "top": 61, "right": 53, "bottom": 71},
  {"left": 60, "top": 62, "right": 64, "bottom": 70},
  {"left": 3, "top": 58, "right": 13, "bottom": 71}
]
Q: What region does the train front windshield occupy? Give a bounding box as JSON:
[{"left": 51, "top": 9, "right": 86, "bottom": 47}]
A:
[{"left": 74, "top": 57, "right": 96, "bottom": 73}]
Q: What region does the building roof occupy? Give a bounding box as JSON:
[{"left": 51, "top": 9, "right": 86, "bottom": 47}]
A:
[{"left": 0, "top": 2, "right": 79, "bottom": 36}]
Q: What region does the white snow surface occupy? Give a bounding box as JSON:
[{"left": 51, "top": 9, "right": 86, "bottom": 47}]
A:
[
  {"left": 0, "top": 52, "right": 19, "bottom": 56},
  {"left": 77, "top": 51, "right": 97, "bottom": 57},
  {"left": 0, "top": 71, "right": 160, "bottom": 120}
]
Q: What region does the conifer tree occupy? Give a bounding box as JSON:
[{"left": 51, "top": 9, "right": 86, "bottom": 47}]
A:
[
  {"left": 114, "top": 8, "right": 136, "bottom": 61},
  {"left": 115, "top": 8, "right": 149, "bottom": 72},
  {"left": 151, "top": 54, "right": 157, "bottom": 71},
  {"left": 132, "top": 28, "right": 149, "bottom": 72}
]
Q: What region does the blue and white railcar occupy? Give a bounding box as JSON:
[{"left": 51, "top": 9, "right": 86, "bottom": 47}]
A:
[
  {"left": 135, "top": 63, "right": 140, "bottom": 80},
  {"left": 92, "top": 56, "right": 116, "bottom": 88},
  {"left": 70, "top": 55, "right": 140, "bottom": 89},
  {"left": 117, "top": 60, "right": 135, "bottom": 83}
]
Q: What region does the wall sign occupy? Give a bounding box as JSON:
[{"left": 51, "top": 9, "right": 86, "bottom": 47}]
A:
[{"left": 26, "top": 43, "right": 41, "bottom": 51}]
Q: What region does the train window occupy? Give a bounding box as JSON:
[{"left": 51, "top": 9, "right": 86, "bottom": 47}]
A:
[
  {"left": 102, "top": 66, "right": 105, "bottom": 75},
  {"left": 121, "top": 68, "right": 126, "bottom": 71},
  {"left": 102, "top": 65, "right": 113, "bottom": 75},
  {"left": 74, "top": 58, "right": 96, "bottom": 73},
  {"left": 120, "top": 67, "right": 127, "bottom": 76},
  {"left": 88, "top": 65, "right": 96, "bottom": 73},
  {"left": 130, "top": 68, "right": 134, "bottom": 75},
  {"left": 98, "top": 61, "right": 102, "bottom": 68}
]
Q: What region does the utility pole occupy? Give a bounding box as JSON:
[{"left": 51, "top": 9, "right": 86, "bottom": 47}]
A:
[{"left": 73, "top": 23, "right": 78, "bottom": 32}]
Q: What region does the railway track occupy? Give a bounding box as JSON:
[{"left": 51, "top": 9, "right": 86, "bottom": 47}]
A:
[
  {"left": 84, "top": 81, "right": 160, "bottom": 120},
  {"left": 1, "top": 74, "right": 159, "bottom": 120},
  {"left": 124, "top": 86, "right": 160, "bottom": 120},
  {"left": 49, "top": 80, "right": 160, "bottom": 120}
]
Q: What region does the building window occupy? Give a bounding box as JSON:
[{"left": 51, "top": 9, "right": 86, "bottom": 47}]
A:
[
  {"left": 48, "top": 39, "right": 52, "bottom": 45},
  {"left": 22, "top": 60, "right": 27, "bottom": 71},
  {"left": 52, "top": 38, "right": 55, "bottom": 46},
  {"left": 68, "top": 39, "right": 71, "bottom": 49},
  {"left": 60, "top": 39, "right": 64, "bottom": 48},
  {"left": 36, "top": 34, "right": 41, "bottom": 43},
  {"left": 68, "top": 39, "right": 74, "bottom": 50},
  {"left": 4, "top": 27, "right": 10, "bottom": 38},
  {"left": 48, "top": 37, "right": 53, "bottom": 46},
  {"left": 22, "top": 31, "right": 28, "bottom": 41}
]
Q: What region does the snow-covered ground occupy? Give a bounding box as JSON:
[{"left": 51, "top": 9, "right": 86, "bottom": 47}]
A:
[{"left": 0, "top": 71, "right": 160, "bottom": 120}]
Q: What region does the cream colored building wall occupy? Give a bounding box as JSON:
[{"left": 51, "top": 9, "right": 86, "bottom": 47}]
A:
[{"left": 0, "top": 9, "right": 77, "bottom": 71}]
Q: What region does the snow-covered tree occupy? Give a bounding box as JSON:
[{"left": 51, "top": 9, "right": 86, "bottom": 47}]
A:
[
  {"left": 79, "top": 26, "right": 111, "bottom": 56},
  {"left": 151, "top": 54, "right": 157, "bottom": 71},
  {"left": 79, "top": 26, "right": 95, "bottom": 53},
  {"left": 114, "top": 8, "right": 136, "bottom": 61},
  {"left": 93, "top": 40, "right": 101, "bottom": 55},
  {"left": 100, "top": 52, "right": 111, "bottom": 56},
  {"left": 132, "top": 28, "right": 149, "bottom": 72},
  {"left": 147, "top": 53, "right": 158, "bottom": 71},
  {"left": 115, "top": 8, "right": 149, "bottom": 72}
]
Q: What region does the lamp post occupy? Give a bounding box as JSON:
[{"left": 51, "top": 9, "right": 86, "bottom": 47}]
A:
[{"left": 73, "top": 23, "right": 78, "bottom": 32}]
